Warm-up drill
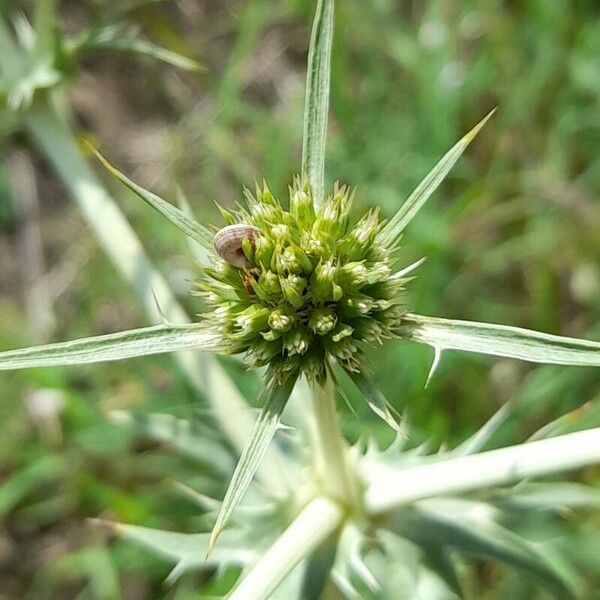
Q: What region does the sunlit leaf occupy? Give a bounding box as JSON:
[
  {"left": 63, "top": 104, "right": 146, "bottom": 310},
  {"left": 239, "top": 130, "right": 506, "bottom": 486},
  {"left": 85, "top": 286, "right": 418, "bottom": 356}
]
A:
[
  {"left": 89, "top": 144, "right": 214, "bottom": 248},
  {"left": 403, "top": 313, "right": 600, "bottom": 366},
  {"left": 0, "top": 323, "right": 220, "bottom": 370},
  {"left": 379, "top": 110, "right": 495, "bottom": 245},
  {"left": 301, "top": 0, "right": 334, "bottom": 207},
  {"left": 207, "top": 372, "right": 298, "bottom": 556}
]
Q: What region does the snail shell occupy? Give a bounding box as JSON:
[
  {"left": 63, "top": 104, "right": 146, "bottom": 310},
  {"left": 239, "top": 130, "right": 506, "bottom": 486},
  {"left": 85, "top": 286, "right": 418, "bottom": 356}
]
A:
[{"left": 213, "top": 224, "right": 261, "bottom": 268}]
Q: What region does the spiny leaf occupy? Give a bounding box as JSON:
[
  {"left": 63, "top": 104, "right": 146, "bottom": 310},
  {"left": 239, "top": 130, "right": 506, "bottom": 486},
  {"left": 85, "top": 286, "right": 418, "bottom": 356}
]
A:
[
  {"left": 495, "top": 482, "right": 600, "bottom": 512},
  {"left": 395, "top": 498, "right": 575, "bottom": 598},
  {"left": 453, "top": 401, "right": 514, "bottom": 455},
  {"left": 94, "top": 520, "right": 252, "bottom": 583},
  {"left": 379, "top": 109, "right": 496, "bottom": 245},
  {"left": 0, "top": 323, "right": 220, "bottom": 370},
  {"left": 301, "top": 0, "right": 334, "bottom": 208},
  {"left": 207, "top": 372, "right": 298, "bottom": 556},
  {"left": 347, "top": 371, "right": 404, "bottom": 433},
  {"left": 403, "top": 313, "right": 600, "bottom": 366},
  {"left": 88, "top": 143, "right": 214, "bottom": 247},
  {"left": 529, "top": 401, "right": 600, "bottom": 441}
]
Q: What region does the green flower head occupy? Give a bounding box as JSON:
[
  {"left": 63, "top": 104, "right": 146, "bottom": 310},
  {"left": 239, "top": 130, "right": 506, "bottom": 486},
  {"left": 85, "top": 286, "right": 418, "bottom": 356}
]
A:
[{"left": 198, "top": 178, "right": 411, "bottom": 384}]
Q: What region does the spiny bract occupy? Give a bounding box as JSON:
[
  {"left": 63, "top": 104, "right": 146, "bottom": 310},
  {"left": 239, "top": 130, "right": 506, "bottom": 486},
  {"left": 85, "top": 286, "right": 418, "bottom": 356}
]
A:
[{"left": 197, "top": 178, "right": 411, "bottom": 384}]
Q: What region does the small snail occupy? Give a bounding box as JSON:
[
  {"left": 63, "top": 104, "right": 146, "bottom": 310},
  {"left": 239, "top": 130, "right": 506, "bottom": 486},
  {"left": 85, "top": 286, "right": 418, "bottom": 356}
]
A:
[{"left": 213, "top": 224, "right": 261, "bottom": 268}]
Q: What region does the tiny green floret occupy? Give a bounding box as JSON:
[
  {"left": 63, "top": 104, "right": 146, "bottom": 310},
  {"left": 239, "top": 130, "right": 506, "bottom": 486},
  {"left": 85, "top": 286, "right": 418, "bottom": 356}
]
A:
[{"left": 199, "top": 178, "right": 411, "bottom": 384}]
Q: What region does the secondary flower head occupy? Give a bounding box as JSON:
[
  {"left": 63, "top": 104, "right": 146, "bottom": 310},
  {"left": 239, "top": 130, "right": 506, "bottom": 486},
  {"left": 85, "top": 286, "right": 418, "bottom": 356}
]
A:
[{"left": 197, "top": 178, "right": 411, "bottom": 383}]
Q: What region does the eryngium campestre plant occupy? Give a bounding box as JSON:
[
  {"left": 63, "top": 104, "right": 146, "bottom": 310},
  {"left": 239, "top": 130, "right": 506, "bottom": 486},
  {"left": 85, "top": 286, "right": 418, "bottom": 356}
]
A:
[
  {"left": 201, "top": 178, "right": 407, "bottom": 385},
  {"left": 2, "top": 1, "right": 600, "bottom": 597}
]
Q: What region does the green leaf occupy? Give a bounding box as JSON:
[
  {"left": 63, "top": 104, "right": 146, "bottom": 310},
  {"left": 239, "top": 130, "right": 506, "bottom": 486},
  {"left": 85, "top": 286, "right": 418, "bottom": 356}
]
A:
[
  {"left": 0, "top": 455, "right": 65, "bottom": 517},
  {"left": 88, "top": 144, "right": 214, "bottom": 248},
  {"left": 301, "top": 0, "right": 334, "bottom": 208},
  {"left": 207, "top": 372, "right": 298, "bottom": 556},
  {"left": 0, "top": 323, "right": 220, "bottom": 370},
  {"left": 95, "top": 520, "right": 252, "bottom": 583},
  {"left": 73, "top": 23, "right": 203, "bottom": 72},
  {"left": 394, "top": 498, "right": 575, "bottom": 599},
  {"left": 379, "top": 110, "right": 495, "bottom": 245},
  {"left": 347, "top": 371, "right": 404, "bottom": 432},
  {"left": 403, "top": 313, "right": 600, "bottom": 366}
]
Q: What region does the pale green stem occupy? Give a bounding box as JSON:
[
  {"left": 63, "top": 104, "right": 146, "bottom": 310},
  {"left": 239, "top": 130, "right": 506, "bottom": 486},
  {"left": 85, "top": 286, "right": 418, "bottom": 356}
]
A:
[
  {"left": 365, "top": 427, "right": 600, "bottom": 514},
  {"left": 22, "top": 97, "right": 289, "bottom": 493},
  {"left": 228, "top": 496, "right": 344, "bottom": 600},
  {"left": 309, "top": 376, "right": 359, "bottom": 507}
]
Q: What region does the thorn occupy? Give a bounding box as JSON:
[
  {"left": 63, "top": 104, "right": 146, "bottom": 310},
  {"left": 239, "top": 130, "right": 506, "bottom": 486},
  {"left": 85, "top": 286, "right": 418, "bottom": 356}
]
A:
[
  {"left": 151, "top": 289, "right": 170, "bottom": 324},
  {"left": 391, "top": 256, "right": 427, "bottom": 279},
  {"left": 425, "top": 346, "right": 442, "bottom": 389}
]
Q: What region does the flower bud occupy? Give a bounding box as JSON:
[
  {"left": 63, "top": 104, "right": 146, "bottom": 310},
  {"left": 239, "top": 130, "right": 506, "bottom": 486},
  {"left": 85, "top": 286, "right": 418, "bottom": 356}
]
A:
[
  {"left": 339, "top": 295, "right": 373, "bottom": 317},
  {"left": 338, "top": 209, "right": 379, "bottom": 260},
  {"left": 311, "top": 261, "right": 343, "bottom": 302},
  {"left": 324, "top": 336, "right": 357, "bottom": 361},
  {"left": 233, "top": 305, "right": 269, "bottom": 337},
  {"left": 353, "top": 318, "right": 384, "bottom": 342},
  {"left": 254, "top": 236, "right": 274, "bottom": 269},
  {"left": 331, "top": 323, "right": 353, "bottom": 342},
  {"left": 283, "top": 327, "right": 312, "bottom": 355},
  {"left": 290, "top": 188, "right": 315, "bottom": 227},
  {"left": 308, "top": 307, "right": 337, "bottom": 335},
  {"left": 336, "top": 262, "right": 369, "bottom": 290},
  {"left": 268, "top": 307, "right": 294, "bottom": 332},
  {"left": 281, "top": 274, "right": 306, "bottom": 308}
]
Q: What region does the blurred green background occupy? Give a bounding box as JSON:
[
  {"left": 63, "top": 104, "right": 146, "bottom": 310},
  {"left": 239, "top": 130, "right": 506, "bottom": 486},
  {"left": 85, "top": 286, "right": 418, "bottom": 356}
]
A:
[{"left": 0, "top": 0, "right": 599, "bottom": 598}]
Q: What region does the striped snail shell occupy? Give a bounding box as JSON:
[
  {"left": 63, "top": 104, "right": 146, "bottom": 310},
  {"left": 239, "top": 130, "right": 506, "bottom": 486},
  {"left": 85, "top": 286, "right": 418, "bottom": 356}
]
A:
[{"left": 213, "top": 223, "right": 261, "bottom": 268}]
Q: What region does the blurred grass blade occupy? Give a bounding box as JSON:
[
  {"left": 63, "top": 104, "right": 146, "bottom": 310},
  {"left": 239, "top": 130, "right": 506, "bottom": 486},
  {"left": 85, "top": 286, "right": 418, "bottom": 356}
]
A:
[
  {"left": 0, "top": 323, "right": 220, "bottom": 370},
  {"left": 207, "top": 373, "right": 298, "bottom": 556},
  {"left": 404, "top": 313, "right": 600, "bottom": 366},
  {"left": 301, "top": 0, "right": 334, "bottom": 208},
  {"left": 89, "top": 144, "right": 214, "bottom": 247},
  {"left": 380, "top": 110, "right": 495, "bottom": 244},
  {"left": 348, "top": 371, "right": 403, "bottom": 432},
  {"left": 74, "top": 23, "right": 202, "bottom": 72},
  {"left": 398, "top": 499, "right": 574, "bottom": 598}
]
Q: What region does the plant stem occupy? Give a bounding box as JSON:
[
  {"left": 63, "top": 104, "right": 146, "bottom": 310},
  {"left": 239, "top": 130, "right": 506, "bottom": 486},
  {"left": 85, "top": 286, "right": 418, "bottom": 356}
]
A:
[
  {"left": 309, "top": 375, "right": 359, "bottom": 507},
  {"left": 228, "top": 496, "right": 343, "bottom": 600},
  {"left": 22, "top": 97, "right": 289, "bottom": 492},
  {"left": 365, "top": 427, "right": 600, "bottom": 514}
]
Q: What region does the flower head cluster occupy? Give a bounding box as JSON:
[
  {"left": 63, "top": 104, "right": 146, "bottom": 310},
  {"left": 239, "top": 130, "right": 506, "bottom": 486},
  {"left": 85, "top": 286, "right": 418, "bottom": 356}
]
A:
[{"left": 197, "top": 178, "right": 410, "bottom": 383}]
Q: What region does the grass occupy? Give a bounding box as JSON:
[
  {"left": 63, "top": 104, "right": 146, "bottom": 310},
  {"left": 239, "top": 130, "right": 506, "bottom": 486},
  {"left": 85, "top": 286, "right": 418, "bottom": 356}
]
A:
[{"left": 0, "top": 0, "right": 599, "bottom": 597}]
